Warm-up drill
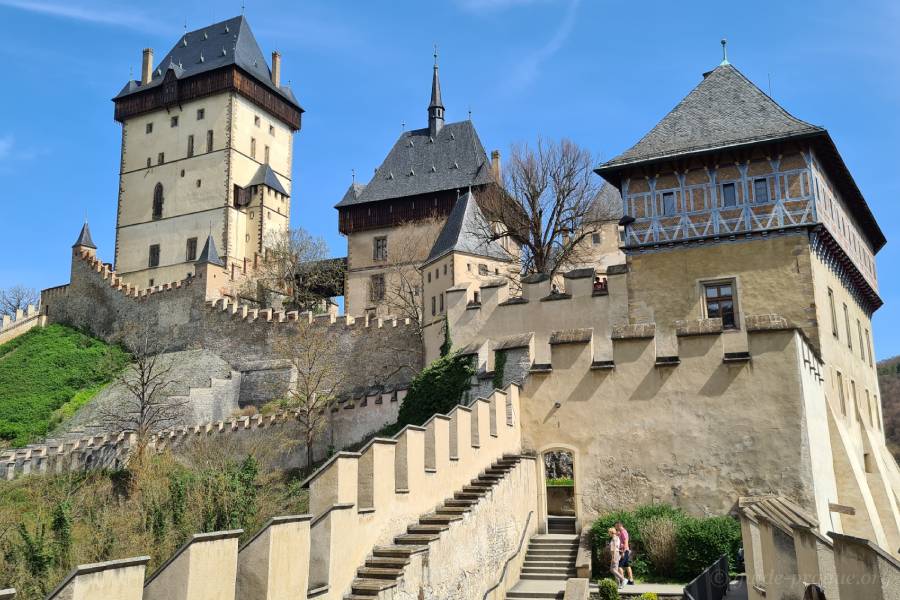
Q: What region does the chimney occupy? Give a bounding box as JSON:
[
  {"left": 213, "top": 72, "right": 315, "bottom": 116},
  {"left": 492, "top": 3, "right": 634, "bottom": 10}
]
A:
[
  {"left": 491, "top": 150, "right": 502, "bottom": 181},
  {"left": 271, "top": 51, "right": 281, "bottom": 87},
  {"left": 141, "top": 48, "right": 153, "bottom": 85}
]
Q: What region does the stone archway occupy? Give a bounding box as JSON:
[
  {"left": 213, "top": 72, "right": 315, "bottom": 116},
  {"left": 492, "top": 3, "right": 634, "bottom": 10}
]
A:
[{"left": 542, "top": 448, "right": 577, "bottom": 534}]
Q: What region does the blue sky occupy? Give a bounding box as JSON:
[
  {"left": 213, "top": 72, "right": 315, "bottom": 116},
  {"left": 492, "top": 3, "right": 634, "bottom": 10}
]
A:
[{"left": 0, "top": 0, "right": 897, "bottom": 358}]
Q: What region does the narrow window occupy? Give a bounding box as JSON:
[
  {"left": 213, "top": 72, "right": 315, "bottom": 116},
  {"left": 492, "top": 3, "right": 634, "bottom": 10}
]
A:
[
  {"left": 443, "top": 264, "right": 448, "bottom": 275},
  {"left": 148, "top": 244, "right": 160, "bottom": 268},
  {"left": 828, "top": 288, "right": 838, "bottom": 337},
  {"left": 704, "top": 281, "right": 737, "bottom": 329},
  {"left": 373, "top": 237, "right": 387, "bottom": 261},
  {"left": 857, "top": 320, "right": 865, "bottom": 361},
  {"left": 187, "top": 134, "right": 194, "bottom": 157},
  {"left": 269, "top": 124, "right": 275, "bottom": 136},
  {"left": 170, "top": 115, "right": 179, "bottom": 127},
  {"left": 152, "top": 183, "right": 164, "bottom": 220},
  {"left": 478, "top": 264, "right": 488, "bottom": 276},
  {"left": 264, "top": 145, "right": 270, "bottom": 164},
  {"left": 157, "top": 152, "right": 165, "bottom": 165},
  {"left": 149, "top": 278, "right": 154, "bottom": 287},
  {"left": 866, "top": 390, "right": 873, "bottom": 427},
  {"left": 865, "top": 329, "right": 874, "bottom": 367},
  {"left": 721, "top": 182, "right": 737, "bottom": 207},
  {"left": 146, "top": 157, "right": 151, "bottom": 168},
  {"left": 431, "top": 296, "right": 436, "bottom": 316},
  {"left": 467, "top": 263, "right": 471, "bottom": 272},
  {"left": 251, "top": 138, "right": 256, "bottom": 159},
  {"left": 843, "top": 303, "right": 852, "bottom": 351},
  {"left": 662, "top": 191, "right": 676, "bottom": 215},
  {"left": 196, "top": 108, "right": 205, "bottom": 120},
  {"left": 254, "top": 115, "right": 261, "bottom": 127},
  {"left": 186, "top": 237, "right": 198, "bottom": 261},
  {"left": 206, "top": 130, "right": 214, "bottom": 152},
  {"left": 753, "top": 178, "right": 769, "bottom": 203},
  {"left": 439, "top": 293, "right": 444, "bottom": 313},
  {"left": 592, "top": 232, "right": 602, "bottom": 245},
  {"left": 145, "top": 122, "right": 153, "bottom": 134},
  {"left": 196, "top": 179, "right": 202, "bottom": 188},
  {"left": 427, "top": 272, "right": 431, "bottom": 283},
  {"left": 435, "top": 268, "right": 439, "bottom": 280},
  {"left": 851, "top": 380, "right": 859, "bottom": 422},
  {"left": 837, "top": 371, "right": 846, "bottom": 415},
  {"left": 369, "top": 274, "right": 385, "bottom": 302}
]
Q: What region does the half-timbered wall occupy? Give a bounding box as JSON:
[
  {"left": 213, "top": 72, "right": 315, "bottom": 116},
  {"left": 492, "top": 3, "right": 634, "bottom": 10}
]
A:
[
  {"left": 809, "top": 150, "right": 878, "bottom": 291},
  {"left": 620, "top": 149, "right": 817, "bottom": 248}
]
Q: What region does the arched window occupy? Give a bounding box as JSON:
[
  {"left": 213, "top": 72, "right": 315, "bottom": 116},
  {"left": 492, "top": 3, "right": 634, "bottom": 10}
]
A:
[{"left": 152, "top": 183, "right": 164, "bottom": 220}]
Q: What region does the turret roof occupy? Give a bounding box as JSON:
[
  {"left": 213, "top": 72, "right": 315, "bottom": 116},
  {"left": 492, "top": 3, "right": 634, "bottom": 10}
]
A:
[
  {"left": 197, "top": 234, "right": 224, "bottom": 266},
  {"left": 250, "top": 164, "right": 289, "bottom": 196},
  {"left": 425, "top": 190, "right": 511, "bottom": 264},
  {"left": 72, "top": 222, "right": 96, "bottom": 249}
]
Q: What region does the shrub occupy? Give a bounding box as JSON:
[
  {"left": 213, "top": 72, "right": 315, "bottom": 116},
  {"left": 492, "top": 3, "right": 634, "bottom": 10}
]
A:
[
  {"left": 396, "top": 352, "right": 474, "bottom": 427},
  {"left": 639, "top": 594, "right": 659, "bottom": 600},
  {"left": 596, "top": 578, "right": 620, "bottom": 600},
  {"left": 546, "top": 477, "right": 574, "bottom": 487},
  {"left": 640, "top": 516, "right": 677, "bottom": 578},
  {"left": 675, "top": 515, "right": 741, "bottom": 581}
]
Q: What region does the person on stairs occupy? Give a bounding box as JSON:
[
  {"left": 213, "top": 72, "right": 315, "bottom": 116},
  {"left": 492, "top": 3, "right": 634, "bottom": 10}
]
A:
[
  {"left": 615, "top": 521, "right": 635, "bottom": 585},
  {"left": 607, "top": 527, "right": 626, "bottom": 589}
]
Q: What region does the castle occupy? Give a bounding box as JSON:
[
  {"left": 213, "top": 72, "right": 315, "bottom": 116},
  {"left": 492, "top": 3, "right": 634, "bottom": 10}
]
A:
[{"left": 2, "top": 16, "right": 898, "bottom": 600}]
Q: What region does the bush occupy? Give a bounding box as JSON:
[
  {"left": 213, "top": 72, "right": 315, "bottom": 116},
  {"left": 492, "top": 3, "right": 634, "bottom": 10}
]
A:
[
  {"left": 396, "top": 352, "right": 474, "bottom": 427},
  {"left": 546, "top": 477, "right": 574, "bottom": 487},
  {"left": 639, "top": 594, "right": 659, "bottom": 600},
  {"left": 640, "top": 516, "right": 677, "bottom": 578},
  {"left": 596, "top": 578, "right": 620, "bottom": 600},
  {"left": 674, "top": 515, "right": 741, "bottom": 581}
]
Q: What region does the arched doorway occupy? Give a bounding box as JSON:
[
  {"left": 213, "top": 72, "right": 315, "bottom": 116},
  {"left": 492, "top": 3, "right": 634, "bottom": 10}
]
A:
[{"left": 543, "top": 449, "right": 576, "bottom": 534}]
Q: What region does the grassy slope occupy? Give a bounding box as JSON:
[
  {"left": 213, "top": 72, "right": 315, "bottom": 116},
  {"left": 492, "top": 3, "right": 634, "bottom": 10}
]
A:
[
  {"left": 0, "top": 324, "right": 129, "bottom": 446},
  {"left": 877, "top": 356, "right": 900, "bottom": 460}
]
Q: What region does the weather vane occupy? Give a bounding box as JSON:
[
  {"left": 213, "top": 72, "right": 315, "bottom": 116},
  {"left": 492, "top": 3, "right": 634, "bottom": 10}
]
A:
[{"left": 720, "top": 38, "right": 730, "bottom": 66}]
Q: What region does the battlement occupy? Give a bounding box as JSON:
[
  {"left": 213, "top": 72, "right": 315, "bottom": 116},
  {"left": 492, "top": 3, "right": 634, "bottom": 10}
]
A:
[
  {"left": 21, "top": 385, "right": 521, "bottom": 600},
  {"left": 73, "top": 250, "right": 197, "bottom": 300},
  {"left": 0, "top": 303, "right": 45, "bottom": 345},
  {"left": 207, "top": 297, "right": 414, "bottom": 330}
]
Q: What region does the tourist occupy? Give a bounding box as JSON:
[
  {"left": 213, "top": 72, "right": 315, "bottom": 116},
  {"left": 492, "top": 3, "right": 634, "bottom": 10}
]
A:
[
  {"left": 607, "top": 527, "right": 626, "bottom": 588},
  {"left": 615, "top": 521, "right": 635, "bottom": 585}
]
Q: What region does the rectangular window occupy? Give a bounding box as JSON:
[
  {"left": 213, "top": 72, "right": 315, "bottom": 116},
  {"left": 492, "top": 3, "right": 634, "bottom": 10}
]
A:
[
  {"left": 269, "top": 125, "right": 275, "bottom": 136},
  {"left": 148, "top": 244, "right": 160, "bottom": 268},
  {"left": 254, "top": 115, "right": 261, "bottom": 127},
  {"left": 157, "top": 152, "right": 165, "bottom": 165},
  {"left": 427, "top": 272, "right": 432, "bottom": 283},
  {"left": 145, "top": 122, "right": 153, "bottom": 134},
  {"left": 187, "top": 134, "right": 194, "bottom": 158},
  {"left": 264, "top": 145, "right": 270, "bottom": 164},
  {"left": 435, "top": 268, "right": 439, "bottom": 280},
  {"left": 439, "top": 293, "right": 444, "bottom": 313},
  {"left": 431, "top": 296, "right": 436, "bottom": 316},
  {"left": 197, "top": 108, "right": 205, "bottom": 120},
  {"left": 250, "top": 138, "right": 256, "bottom": 159},
  {"left": 753, "top": 178, "right": 769, "bottom": 203},
  {"left": 146, "top": 157, "right": 151, "bottom": 168},
  {"left": 206, "top": 130, "right": 214, "bottom": 153},
  {"left": 170, "top": 115, "right": 179, "bottom": 127},
  {"left": 866, "top": 389, "right": 873, "bottom": 427},
  {"left": 478, "top": 264, "right": 488, "bottom": 276},
  {"left": 444, "top": 264, "right": 448, "bottom": 275},
  {"left": 851, "top": 380, "right": 859, "bottom": 422},
  {"left": 704, "top": 281, "right": 737, "bottom": 329},
  {"left": 866, "top": 329, "right": 874, "bottom": 367},
  {"left": 843, "top": 303, "right": 852, "bottom": 351},
  {"left": 373, "top": 237, "right": 388, "bottom": 261},
  {"left": 662, "top": 191, "right": 676, "bottom": 215},
  {"left": 592, "top": 232, "right": 602, "bottom": 245},
  {"left": 721, "top": 183, "right": 737, "bottom": 207},
  {"left": 828, "top": 288, "right": 838, "bottom": 337},
  {"left": 857, "top": 319, "right": 865, "bottom": 361},
  {"left": 837, "top": 371, "right": 846, "bottom": 415},
  {"left": 369, "top": 274, "right": 385, "bottom": 302},
  {"left": 186, "top": 237, "right": 198, "bottom": 261}
]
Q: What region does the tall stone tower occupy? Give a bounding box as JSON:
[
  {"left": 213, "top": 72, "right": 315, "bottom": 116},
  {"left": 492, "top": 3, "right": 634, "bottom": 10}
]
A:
[{"left": 112, "top": 16, "right": 302, "bottom": 287}]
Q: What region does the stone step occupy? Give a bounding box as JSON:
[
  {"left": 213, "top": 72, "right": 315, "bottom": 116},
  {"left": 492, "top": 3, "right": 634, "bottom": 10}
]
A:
[
  {"left": 356, "top": 566, "right": 403, "bottom": 580},
  {"left": 436, "top": 505, "right": 471, "bottom": 515},
  {"left": 522, "top": 558, "right": 574, "bottom": 566},
  {"left": 521, "top": 566, "right": 576, "bottom": 575},
  {"left": 528, "top": 540, "right": 578, "bottom": 548},
  {"left": 419, "top": 513, "right": 462, "bottom": 525},
  {"left": 408, "top": 523, "right": 448, "bottom": 535},
  {"left": 454, "top": 491, "right": 484, "bottom": 500},
  {"left": 520, "top": 572, "right": 570, "bottom": 580},
  {"left": 462, "top": 485, "right": 490, "bottom": 494},
  {"left": 469, "top": 479, "right": 495, "bottom": 488},
  {"left": 394, "top": 533, "right": 440, "bottom": 545},
  {"left": 365, "top": 556, "right": 409, "bottom": 569},
  {"left": 351, "top": 578, "right": 397, "bottom": 595},
  {"left": 372, "top": 544, "right": 427, "bottom": 558},
  {"left": 526, "top": 548, "right": 577, "bottom": 555},
  {"left": 444, "top": 498, "right": 477, "bottom": 506}
]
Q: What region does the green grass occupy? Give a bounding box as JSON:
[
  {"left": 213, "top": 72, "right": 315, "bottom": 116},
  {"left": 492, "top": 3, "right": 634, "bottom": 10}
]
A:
[
  {"left": 0, "top": 325, "right": 129, "bottom": 446},
  {"left": 547, "top": 477, "right": 574, "bottom": 487}
]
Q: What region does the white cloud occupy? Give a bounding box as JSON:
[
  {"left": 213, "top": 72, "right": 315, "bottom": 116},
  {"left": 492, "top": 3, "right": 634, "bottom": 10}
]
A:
[
  {"left": 0, "top": 0, "right": 157, "bottom": 32},
  {"left": 506, "top": 0, "right": 580, "bottom": 89}
]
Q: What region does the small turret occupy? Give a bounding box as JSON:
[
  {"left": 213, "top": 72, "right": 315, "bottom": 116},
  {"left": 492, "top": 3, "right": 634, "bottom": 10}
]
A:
[
  {"left": 72, "top": 221, "right": 97, "bottom": 257},
  {"left": 196, "top": 234, "right": 224, "bottom": 266}
]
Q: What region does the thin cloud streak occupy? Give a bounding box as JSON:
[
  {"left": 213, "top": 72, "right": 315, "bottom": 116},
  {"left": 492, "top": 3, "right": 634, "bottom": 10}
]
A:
[
  {"left": 506, "top": 0, "right": 580, "bottom": 90},
  {"left": 0, "top": 0, "right": 161, "bottom": 33}
]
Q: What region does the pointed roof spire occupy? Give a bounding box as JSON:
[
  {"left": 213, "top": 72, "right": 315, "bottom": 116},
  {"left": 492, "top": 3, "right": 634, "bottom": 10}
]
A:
[
  {"left": 428, "top": 44, "right": 445, "bottom": 136},
  {"left": 197, "top": 234, "right": 224, "bottom": 266},
  {"left": 72, "top": 221, "right": 97, "bottom": 249},
  {"left": 720, "top": 38, "right": 730, "bottom": 66}
]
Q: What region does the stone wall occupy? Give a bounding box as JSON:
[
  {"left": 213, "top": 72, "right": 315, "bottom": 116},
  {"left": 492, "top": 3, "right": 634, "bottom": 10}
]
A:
[{"left": 0, "top": 305, "right": 45, "bottom": 345}]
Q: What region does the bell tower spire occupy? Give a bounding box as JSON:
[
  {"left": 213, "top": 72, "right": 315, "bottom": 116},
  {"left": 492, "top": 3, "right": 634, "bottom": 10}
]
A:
[{"left": 428, "top": 45, "right": 445, "bottom": 136}]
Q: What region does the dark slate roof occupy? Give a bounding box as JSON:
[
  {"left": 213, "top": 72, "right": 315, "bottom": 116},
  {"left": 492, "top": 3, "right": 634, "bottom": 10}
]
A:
[
  {"left": 589, "top": 182, "right": 624, "bottom": 221},
  {"left": 425, "top": 191, "right": 511, "bottom": 264},
  {"left": 72, "top": 222, "right": 96, "bottom": 249},
  {"left": 339, "top": 182, "right": 366, "bottom": 206},
  {"left": 599, "top": 64, "right": 822, "bottom": 170},
  {"left": 197, "top": 234, "right": 224, "bottom": 266},
  {"left": 250, "top": 164, "right": 289, "bottom": 196},
  {"left": 114, "top": 16, "right": 300, "bottom": 110},
  {"left": 336, "top": 120, "right": 494, "bottom": 207}
]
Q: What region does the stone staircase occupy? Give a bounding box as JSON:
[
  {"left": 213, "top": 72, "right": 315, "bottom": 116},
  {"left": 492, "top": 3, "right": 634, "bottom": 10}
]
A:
[
  {"left": 506, "top": 534, "right": 578, "bottom": 599},
  {"left": 547, "top": 515, "right": 576, "bottom": 535},
  {"left": 343, "top": 455, "right": 524, "bottom": 599}
]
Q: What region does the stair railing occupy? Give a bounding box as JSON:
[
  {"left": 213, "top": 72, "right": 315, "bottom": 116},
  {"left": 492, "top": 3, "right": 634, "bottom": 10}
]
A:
[
  {"left": 684, "top": 554, "right": 729, "bottom": 600},
  {"left": 481, "top": 510, "right": 535, "bottom": 600}
]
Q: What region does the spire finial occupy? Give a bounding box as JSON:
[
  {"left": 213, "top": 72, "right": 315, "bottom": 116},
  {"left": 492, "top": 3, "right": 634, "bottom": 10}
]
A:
[
  {"left": 241, "top": 0, "right": 245, "bottom": 15},
  {"left": 720, "top": 38, "right": 730, "bottom": 66},
  {"left": 433, "top": 43, "right": 438, "bottom": 68},
  {"left": 351, "top": 168, "right": 356, "bottom": 183}
]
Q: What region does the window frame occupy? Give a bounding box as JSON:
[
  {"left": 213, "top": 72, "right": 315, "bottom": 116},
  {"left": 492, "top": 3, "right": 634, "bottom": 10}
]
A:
[
  {"left": 145, "top": 122, "right": 153, "bottom": 134},
  {"left": 837, "top": 371, "right": 846, "bottom": 415},
  {"left": 187, "top": 134, "right": 194, "bottom": 158},
  {"left": 206, "top": 130, "right": 214, "bottom": 153},
  {"left": 843, "top": 303, "right": 852, "bottom": 351},
  {"left": 701, "top": 279, "right": 738, "bottom": 330},
  {"left": 152, "top": 183, "right": 164, "bottom": 220},
  {"left": 753, "top": 178, "right": 770, "bottom": 203},
  {"left": 369, "top": 274, "right": 385, "bottom": 303},
  {"left": 662, "top": 191, "right": 676, "bottom": 216},
  {"left": 186, "top": 237, "right": 198, "bottom": 261},
  {"left": 170, "top": 115, "right": 179, "bottom": 128},
  {"left": 721, "top": 182, "right": 737, "bottom": 207},
  {"left": 148, "top": 244, "right": 160, "bottom": 268},
  {"left": 828, "top": 287, "right": 838, "bottom": 338},
  {"left": 373, "top": 236, "right": 388, "bottom": 261},
  {"left": 196, "top": 108, "right": 205, "bottom": 120}
]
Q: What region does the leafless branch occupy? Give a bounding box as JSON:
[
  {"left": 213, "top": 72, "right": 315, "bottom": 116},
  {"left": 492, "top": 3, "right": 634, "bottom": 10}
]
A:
[{"left": 0, "top": 285, "right": 39, "bottom": 316}]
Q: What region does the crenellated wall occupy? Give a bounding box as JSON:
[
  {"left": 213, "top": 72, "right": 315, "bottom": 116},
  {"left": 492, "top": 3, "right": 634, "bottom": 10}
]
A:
[
  {"left": 24, "top": 385, "right": 522, "bottom": 600},
  {"left": 0, "top": 304, "right": 45, "bottom": 345}
]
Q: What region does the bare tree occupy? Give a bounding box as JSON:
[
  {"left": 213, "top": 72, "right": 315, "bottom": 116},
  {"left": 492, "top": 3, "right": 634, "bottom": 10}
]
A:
[
  {"left": 272, "top": 319, "right": 347, "bottom": 473},
  {"left": 0, "top": 285, "right": 39, "bottom": 316},
  {"left": 240, "top": 227, "right": 343, "bottom": 311},
  {"left": 478, "top": 138, "right": 619, "bottom": 276},
  {"left": 95, "top": 326, "right": 185, "bottom": 458}
]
